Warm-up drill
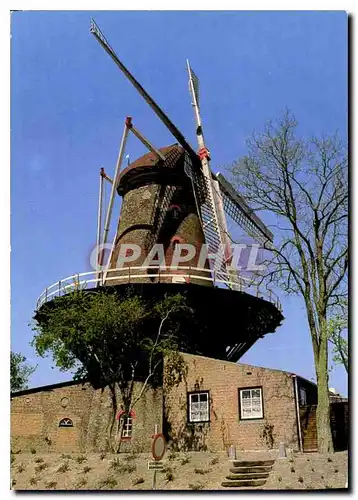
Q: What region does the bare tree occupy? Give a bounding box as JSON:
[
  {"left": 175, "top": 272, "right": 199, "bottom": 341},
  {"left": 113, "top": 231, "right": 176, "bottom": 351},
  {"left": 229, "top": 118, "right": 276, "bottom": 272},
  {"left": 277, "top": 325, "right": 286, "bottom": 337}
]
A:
[{"left": 229, "top": 110, "right": 348, "bottom": 453}]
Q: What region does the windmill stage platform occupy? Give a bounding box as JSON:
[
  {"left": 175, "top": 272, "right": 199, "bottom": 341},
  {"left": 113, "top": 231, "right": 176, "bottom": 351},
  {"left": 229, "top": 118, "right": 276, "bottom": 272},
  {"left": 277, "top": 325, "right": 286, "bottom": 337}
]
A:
[{"left": 35, "top": 278, "right": 284, "bottom": 363}]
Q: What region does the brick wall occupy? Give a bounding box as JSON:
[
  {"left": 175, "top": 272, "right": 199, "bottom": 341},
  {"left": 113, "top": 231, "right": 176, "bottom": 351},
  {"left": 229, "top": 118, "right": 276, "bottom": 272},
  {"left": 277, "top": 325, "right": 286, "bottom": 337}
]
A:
[
  {"left": 11, "top": 381, "right": 163, "bottom": 453},
  {"left": 164, "top": 353, "right": 300, "bottom": 453}
]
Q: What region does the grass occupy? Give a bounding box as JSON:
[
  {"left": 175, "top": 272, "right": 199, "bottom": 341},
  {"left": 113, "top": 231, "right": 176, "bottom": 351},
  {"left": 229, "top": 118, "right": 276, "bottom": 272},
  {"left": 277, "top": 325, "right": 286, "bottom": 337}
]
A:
[
  {"left": 29, "top": 477, "right": 38, "bottom": 486},
  {"left": 168, "top": 451, "right": 178, "bottom": 461},
  {"left": 45, "top": 480, "right": 57, "bottom": 489},
  {"left": 189, "top": 482, "right": 204, "bottom": 490},
  {"left": 97, "top": 476, "right": 118, "bottom": 489},
  {"left": 125, "top": 453, "right": 138, "bottom": 462},
  {"left": 57, "top": 461, "right": 70, "bottom": 473},
  {"left": 34, "top": 457, "right": 44, "bottom": 464},
  {"left": 76, "top": 455, "right": 87, "bottom": 464},
  {"left": 35, "top": 462, "right": 48, "bottom": 473},
  {"left": 210, "top": 456, "right": 219, "bottom": 465},
  {"left": 99, "top": 452, "right": 106, "bottom": 460},
  {"left": 61, "top": 453, "right": 72, "bottom": 460},
  {"left": 83, "top": 465, "right": 92, "bottom": 474}
]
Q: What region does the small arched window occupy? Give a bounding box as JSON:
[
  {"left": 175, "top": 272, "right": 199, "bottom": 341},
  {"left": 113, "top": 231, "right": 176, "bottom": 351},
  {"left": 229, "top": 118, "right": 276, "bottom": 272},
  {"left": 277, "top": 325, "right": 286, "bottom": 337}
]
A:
[{"left": 59, "top": 418, "right": 73, "bottom": 428}]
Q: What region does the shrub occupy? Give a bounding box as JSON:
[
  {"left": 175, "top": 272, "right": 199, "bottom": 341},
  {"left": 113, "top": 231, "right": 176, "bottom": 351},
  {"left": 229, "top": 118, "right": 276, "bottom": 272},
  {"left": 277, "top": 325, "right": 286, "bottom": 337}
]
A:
[
  {"left": 76, "top": 455, "right": 87, "bottom": 464},
  {"left": 311, "top": 468, "right": 315, "bottom": 472},
  {"left": 133, "top": 477, "right": 145, "bottom": 486},
  {"left": 10, "top": 455, "right": 15, "bottom": 465},
  {"left": 181, "top": 455, "right": 191, "bottom": 465},
  {"left": 189, "top": 482, "right": 204, "bottom": 490},
  {"left": 35, "top": 462, "right": 48, "bottom": 473},
  {"left": 166, "top": 471, "right": 174, "bottom": 482},
  {"left": 17, "top": 463, "right": 26, "bottom": 473},
  {"left": 83, "top": 465, "right": 92, "bottom": 474},
  {"left": 57, "top": 461, "right": 70, "bottom": 473},
  {"left": 45, "top": 481, "right": 57, "bottom": 489},
  {"left": 75, "top": 477, "right": 88, "bottom": 489},
  {"left": 97, "top": 476, "right": 118, "bottom": 489},
  {"left": 61, "top": 453, "right": 72, "bottom": 460},
  {"left": 327, "top": 457, "right": 333, "bottom": 463},
  {"left": 210, "top": 456, "right": 219, "bottom": 465},
  {"left": 125, "top": 453, "right": 138, "bottom": 462},
  {"left": 168, "top": 451, "right": 177, "bottom": 461},
  {"left": 34, "top": 457, "right": 44, "bottom": 464},
  {"left": 277, "top": 476, "right": 282, "bottom": 482},
  {"left": 30, "top": 448, "right": 36, "bottom": 454},
  {"left": 194, "top": 467, "right": 210, "bottom": 475},
  {"left": 11, "top": 480, "right": 16, "bottom": 488},
  {"left": 29, "top": 477, "right": 38, "bottom": 486},
  {"left": 298, "top": 476, "right": 304, "bottom": 483},
  {"left": 100, "top": 452, "right": 106, "bottom": 460},
  {"left": 334, "top": 468, "right": 339, "bottom": 473},
  {"left": 109, "top": 458, "right": 136, "bottom": 474},
  {"left": 290, "top": 467, "right": 296, "bottom": 473}
]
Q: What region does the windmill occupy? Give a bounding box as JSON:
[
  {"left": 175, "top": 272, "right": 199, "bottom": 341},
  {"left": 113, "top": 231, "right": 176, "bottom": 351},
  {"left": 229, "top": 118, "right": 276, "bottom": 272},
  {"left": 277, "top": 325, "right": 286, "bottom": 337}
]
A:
[
  {"left": 90, "top": 19, "right": 274, "bottom": 295},
  {"left": 36, "top": 19, "right": 283, "bottom": 364}
]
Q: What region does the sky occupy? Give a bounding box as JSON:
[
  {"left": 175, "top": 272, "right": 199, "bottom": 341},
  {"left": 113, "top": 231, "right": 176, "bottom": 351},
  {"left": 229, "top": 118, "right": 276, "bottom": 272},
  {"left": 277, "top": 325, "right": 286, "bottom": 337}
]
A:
[{"left": 11, "top": 10, "right": 348, "bottom": 395}]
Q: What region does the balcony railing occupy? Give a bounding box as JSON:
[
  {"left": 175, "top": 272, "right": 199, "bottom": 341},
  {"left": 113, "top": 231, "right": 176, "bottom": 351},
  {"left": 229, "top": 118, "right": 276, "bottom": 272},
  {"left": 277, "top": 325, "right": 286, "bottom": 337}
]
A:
[{"left": 36, "top": 266, "right": 282, "bottom": 311}]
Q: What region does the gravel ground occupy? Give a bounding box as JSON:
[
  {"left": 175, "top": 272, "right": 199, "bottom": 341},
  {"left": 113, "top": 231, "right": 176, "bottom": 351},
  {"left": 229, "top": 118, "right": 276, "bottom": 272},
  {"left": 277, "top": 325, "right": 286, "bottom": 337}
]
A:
[{"left": 10, "top": 449, "right": 348, "bottom": 491}]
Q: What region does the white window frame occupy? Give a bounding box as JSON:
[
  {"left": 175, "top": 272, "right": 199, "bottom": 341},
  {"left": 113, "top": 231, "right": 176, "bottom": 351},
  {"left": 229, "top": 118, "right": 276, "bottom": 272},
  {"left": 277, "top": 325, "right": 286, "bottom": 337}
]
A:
[
  {"left": 239, "top": 387, "right": 263, "bottom": 420},
  {"left": 188, "top": 391, "right": 210, "bottom": 423},
  {"left": 121, "top": 415, "right": 133, "bottom": 438}
]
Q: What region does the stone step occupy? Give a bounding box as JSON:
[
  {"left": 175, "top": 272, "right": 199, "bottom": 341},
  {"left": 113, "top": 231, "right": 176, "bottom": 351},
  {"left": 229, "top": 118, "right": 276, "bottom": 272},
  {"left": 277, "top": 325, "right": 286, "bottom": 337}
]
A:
[
  {"left": 221, "top": 479, "right": 267, "bottom": 488},
  {"left": 231, "top": 460, "right": 275, "bottom": 467},
  {"left": 229, "top": 466, "right": 272, "bottom": 474},
  {"left": 226, "top": 472, "right": 269, "bottom": 480}
]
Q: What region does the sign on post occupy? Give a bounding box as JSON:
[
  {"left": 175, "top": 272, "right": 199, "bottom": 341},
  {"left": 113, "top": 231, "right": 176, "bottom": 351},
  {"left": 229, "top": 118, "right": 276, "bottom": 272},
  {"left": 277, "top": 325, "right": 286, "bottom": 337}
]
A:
[
  {"left": 148, "top": 460, "right": 164, "bottom": 470},
  {"left": 150, "top": 432, "right": 166, "bottom": 490}
]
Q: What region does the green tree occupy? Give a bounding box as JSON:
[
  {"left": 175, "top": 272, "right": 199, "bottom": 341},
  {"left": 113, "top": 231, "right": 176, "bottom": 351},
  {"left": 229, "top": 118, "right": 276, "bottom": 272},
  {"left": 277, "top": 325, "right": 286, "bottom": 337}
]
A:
[
  {"left": 10, "top": 351, "right": 36, "bottom": 392},
  {"left": 328, "top": 299, "right": 348, "bottom": 373},
  {"left": 31, "top": 289, "right": 191, "bottom": 451},
  {"left": 229, "top": 111, "right": 347, "bottom": 453}
]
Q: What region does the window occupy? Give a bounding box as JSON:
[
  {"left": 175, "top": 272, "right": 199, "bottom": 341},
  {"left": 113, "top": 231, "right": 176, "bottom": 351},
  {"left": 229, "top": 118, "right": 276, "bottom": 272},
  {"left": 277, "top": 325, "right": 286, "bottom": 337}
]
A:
[
  {"left": 59, "top": 418, "right": 73, "bottom": 427},
  {"left": 299, "top": 388, "right": 307, "bottom": 406},
  {"left": 121, "top": 415, "right": 133, "bottom": 438},
  {"left": 239, "top": 388, "right": 263, "bottom": 420},
  {"left": 188, "top": 391, "right": 210, "bottom": 423}
]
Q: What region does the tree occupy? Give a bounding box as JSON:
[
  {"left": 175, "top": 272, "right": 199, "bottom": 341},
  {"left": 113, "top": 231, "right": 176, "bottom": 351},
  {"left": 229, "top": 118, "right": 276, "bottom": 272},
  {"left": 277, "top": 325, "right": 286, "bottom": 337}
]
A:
[
  {"left": 31, "top": 288, "right": 191, "bottom": 451},
  {"left": 229, "top": 111, "right": 348, "bottom": 453},
  {"left": 328, "top": 298, "right": 348, "bottom": 373},
  {"left": 11, "top": 351, "right": 36, "bottom": 392}
]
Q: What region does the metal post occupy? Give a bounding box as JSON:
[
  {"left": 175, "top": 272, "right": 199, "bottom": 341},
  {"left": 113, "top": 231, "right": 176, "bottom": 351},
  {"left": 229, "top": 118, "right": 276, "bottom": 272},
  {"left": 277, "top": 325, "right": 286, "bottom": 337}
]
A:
[
  {"left": 96, "top": 168, "right": 105, "bottom": 279},
  {"left": 102, "top": 118, "right": 130, "bottom": 250},
  {"left": 152, "top": 469, "right": 157, "bottom": 490}
]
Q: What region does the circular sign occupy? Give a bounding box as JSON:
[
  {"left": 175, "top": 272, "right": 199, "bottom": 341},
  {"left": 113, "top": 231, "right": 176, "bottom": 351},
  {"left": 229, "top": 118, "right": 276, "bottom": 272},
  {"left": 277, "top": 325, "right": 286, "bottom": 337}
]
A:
[{"left": 152, "top": 434, "right": 166, "bottom": 461}]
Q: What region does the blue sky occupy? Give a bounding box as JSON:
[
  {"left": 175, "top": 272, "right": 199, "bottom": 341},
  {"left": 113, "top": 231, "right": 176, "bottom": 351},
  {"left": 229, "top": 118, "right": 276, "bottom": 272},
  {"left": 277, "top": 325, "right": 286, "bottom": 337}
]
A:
[{"left": 11, "top": 10, "right": 347, "bottom": 394}]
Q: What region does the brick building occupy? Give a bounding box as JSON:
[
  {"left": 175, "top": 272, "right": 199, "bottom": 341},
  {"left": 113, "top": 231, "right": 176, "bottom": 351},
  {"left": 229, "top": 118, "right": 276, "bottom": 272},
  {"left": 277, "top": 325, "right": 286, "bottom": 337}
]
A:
[{"left": 11, "top": 352, "right": 347, "bottom": 454}]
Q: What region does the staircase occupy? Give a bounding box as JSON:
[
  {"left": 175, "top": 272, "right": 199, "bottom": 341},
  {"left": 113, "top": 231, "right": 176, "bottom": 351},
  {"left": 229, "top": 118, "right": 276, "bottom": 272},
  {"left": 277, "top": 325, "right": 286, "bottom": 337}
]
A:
[{"left": 221, "top": 459, "right": 275, "bottom": 488}]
